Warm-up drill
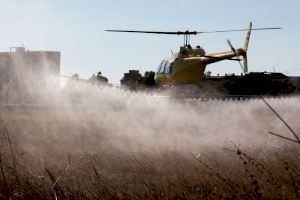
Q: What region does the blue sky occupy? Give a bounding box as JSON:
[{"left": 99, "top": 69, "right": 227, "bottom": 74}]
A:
[{"left": 0, "top": 0, "right": 299, "bottom": 84}]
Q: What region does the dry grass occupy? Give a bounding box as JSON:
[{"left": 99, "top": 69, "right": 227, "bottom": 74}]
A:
[{"left": 0, "top": 104, "right": 299, "bottom": 200}]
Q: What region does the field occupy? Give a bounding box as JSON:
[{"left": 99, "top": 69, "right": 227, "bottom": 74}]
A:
[{"left": 0, "top": 84, "right": 299, "bottom": 199}]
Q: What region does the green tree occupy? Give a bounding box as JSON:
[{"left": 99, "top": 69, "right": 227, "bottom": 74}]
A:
[
  {"left": 71, "top": 73, "right": 79, "bottom": 80},
  {"left": 88, "top": 71, "right": 108, "bottom": 85},
  {"left": 138, "top": 71, "right": 156, "bottom": 86}
]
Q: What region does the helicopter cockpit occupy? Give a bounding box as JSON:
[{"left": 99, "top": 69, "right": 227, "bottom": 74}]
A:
[{"left": 157, "top": 59, "right": 174, "bottom": 74}]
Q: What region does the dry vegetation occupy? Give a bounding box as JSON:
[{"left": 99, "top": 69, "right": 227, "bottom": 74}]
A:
[
  {"left": 0, "top": 84, "right": 299, "bottom": 199},
  {"left": 0, "top": 124, "right": 299, "bottom": 200}
]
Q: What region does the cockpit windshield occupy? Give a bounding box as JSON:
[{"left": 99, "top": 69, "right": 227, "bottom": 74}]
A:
[
  {"left": 157, "top": 60, "right": 164, "bottom": 74},
  {"left": 157, "top": 60, "right": 174, "bottom": 74},
  {"left": 160, "top": 60, "right": 168, "bottom": 73}
]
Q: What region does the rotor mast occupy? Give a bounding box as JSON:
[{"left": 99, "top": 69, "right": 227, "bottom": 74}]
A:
[{"left": 182, "top": 31, "right": 197, "bottom": 46}]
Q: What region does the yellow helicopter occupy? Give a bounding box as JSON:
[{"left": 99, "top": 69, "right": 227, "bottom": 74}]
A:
[{"left": 106, "top": 22, "right": 281, "bottom": 86}]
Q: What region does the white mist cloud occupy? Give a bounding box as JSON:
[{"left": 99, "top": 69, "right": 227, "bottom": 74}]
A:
[{"left": 3, "top": 79, "right": 299, "bottom": 157}]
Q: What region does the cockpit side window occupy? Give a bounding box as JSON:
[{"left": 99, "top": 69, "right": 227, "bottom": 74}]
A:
[
  {"left": 157, "top": 60, "right": 164, "bottom": 74},
  {"left": 164, "top": 61, "right": 170, "bottom": 74},
  {"left": 160, "top": 60, "right": 167, "bottom": 74}
]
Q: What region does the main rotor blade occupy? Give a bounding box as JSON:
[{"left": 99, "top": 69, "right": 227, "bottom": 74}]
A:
[
  {"left": 105, "top": 30, "right": 197, "bottom": 35},
  {"left": 197, "top": 27, "right": 281, "bottom": 34},
  {"left": 106, "top": 27, "right": 281, "bottom": 35}
]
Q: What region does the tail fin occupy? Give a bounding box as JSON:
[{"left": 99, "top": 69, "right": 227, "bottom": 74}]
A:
[
  {"left": 244, "top": 21, "right": 252, "bottom": 51},
  {"left": 241, "top": 22, "right": 252, "bottom": 73}
]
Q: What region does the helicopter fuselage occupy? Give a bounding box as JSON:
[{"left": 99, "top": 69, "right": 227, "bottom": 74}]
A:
[{"left": 155, "top": 45, "right": 246, "bottom": 86}]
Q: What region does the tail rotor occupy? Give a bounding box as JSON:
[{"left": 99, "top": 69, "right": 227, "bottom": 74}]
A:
[
  {"left": 226, "top": 21, "right": 252, "bottom": 74},
  {"left": 227, "top": 39, "right": 245, "bottom": 73}
]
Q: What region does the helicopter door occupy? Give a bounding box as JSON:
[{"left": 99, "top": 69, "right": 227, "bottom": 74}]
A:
[{"left": 169, "top": 62, "right": 174, "bottom": 73}]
